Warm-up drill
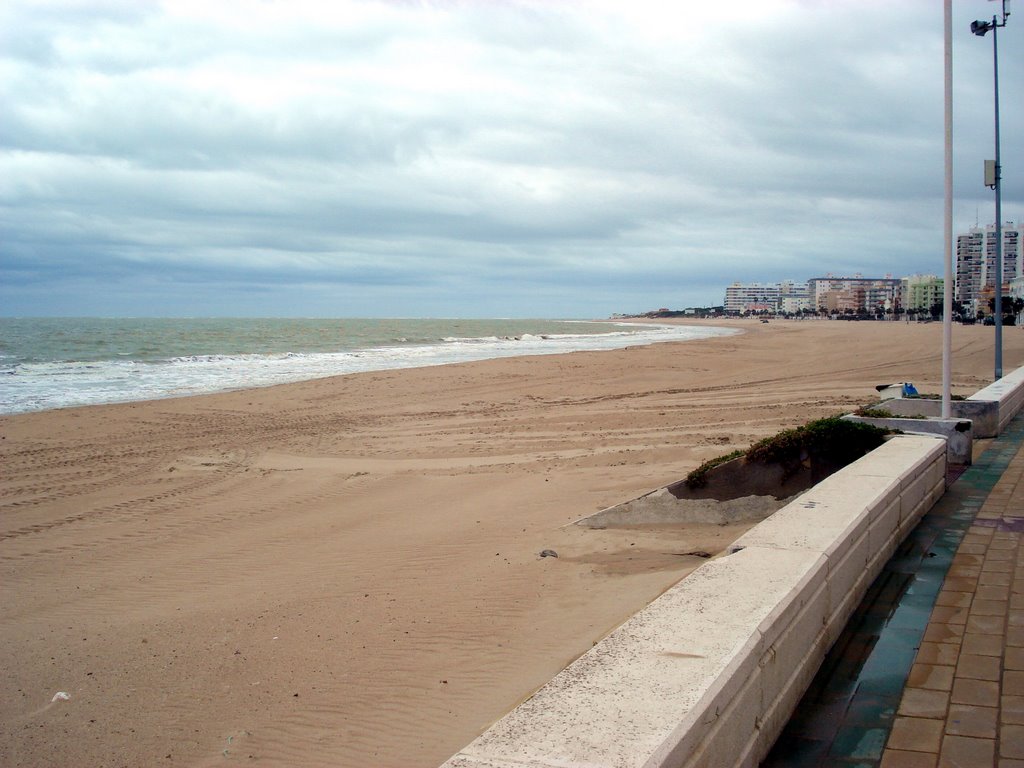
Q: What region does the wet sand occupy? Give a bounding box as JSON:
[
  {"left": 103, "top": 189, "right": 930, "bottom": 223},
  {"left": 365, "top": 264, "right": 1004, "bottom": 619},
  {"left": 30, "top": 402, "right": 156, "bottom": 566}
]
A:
[{"left": 2, "top": 319, "right": 1020, "bottom": 767}]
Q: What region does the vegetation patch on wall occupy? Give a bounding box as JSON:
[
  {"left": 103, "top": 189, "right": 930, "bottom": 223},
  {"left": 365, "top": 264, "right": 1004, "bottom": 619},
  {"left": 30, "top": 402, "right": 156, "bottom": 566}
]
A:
[{"left": 685, "top": 416, "right": 891, "bottom": 490}]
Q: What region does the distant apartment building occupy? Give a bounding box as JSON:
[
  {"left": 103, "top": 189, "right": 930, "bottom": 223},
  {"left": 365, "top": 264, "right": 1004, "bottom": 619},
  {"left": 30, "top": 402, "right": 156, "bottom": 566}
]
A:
[
  {"left": 902, "top": 275, "right": 944, "bottom": 313},
  {"left": 956, "top": 222, "right": 1022, "bottom": 314},
  {"left": 808, "top": 275, "right": 901, "bottom": 314},
  {"left": 724, "top": 282, "right": 781, "bottom": 314},
  {"left": 779, "top": 280, "right": 811, "bottom": 314}
]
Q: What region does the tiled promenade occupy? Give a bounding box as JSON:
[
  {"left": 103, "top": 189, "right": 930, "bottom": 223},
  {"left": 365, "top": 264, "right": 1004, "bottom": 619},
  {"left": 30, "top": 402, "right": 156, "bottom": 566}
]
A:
[
  {"left": 764, "top": 414, "right": 1024, "bottom": 767},
  {"left": 883, "top": 428, "right": 1024, "bottom": 767}
]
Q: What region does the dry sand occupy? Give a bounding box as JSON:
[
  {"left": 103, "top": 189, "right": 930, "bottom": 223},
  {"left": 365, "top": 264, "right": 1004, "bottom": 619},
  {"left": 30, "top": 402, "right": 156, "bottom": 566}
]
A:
[{"left": 2, "top": 319, "right": 1021, "bottom": 767}]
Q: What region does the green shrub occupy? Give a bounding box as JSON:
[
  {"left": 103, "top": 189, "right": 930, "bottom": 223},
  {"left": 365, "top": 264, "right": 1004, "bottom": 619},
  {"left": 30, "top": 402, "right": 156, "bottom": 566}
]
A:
[
  {"left": 684, "top": 449, "right": 744, "bottom": 489},
  {"left": 777, "top": 416, "right": 888, "bottom": 467},
  {"left": 855, "top": 407, "right": 895, "bottom": 418},
  {"left": 685, "top": 416, "right": 890, "bottom": 489}
]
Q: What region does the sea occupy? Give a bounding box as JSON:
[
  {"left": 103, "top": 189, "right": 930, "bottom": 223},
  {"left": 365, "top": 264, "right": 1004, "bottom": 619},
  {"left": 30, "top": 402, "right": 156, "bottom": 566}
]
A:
[{"left": 0, "top": 317, "right": 735, "bottom": 415}]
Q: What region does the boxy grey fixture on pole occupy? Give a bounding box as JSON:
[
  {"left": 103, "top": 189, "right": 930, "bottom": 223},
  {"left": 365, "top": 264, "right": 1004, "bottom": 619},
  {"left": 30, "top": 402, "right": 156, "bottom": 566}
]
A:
[{"left": 971, "top": 0, "right": 1010, "bottom": 381}]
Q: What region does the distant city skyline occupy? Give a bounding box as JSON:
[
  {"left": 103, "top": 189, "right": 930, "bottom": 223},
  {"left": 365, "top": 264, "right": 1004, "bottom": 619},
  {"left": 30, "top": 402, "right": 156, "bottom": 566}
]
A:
[
  {"left": 1, "top": 1, "right": 1022, "bottom": 318},
  {"left": 719, "top": 220, "right": 1022, "bottom": 317}
]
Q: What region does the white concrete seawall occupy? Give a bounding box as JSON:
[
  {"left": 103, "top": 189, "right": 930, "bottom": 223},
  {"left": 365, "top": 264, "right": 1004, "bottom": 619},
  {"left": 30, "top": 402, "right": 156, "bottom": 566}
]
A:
[
  {"left": 882, "top": 363, "right": 1024, "bottom": 439},
  {"left": 969, "top": 364, "right": 1024, "bottom": 435},
  {"left": 441, "top": 435, "right": 946, "bottom": 768}
]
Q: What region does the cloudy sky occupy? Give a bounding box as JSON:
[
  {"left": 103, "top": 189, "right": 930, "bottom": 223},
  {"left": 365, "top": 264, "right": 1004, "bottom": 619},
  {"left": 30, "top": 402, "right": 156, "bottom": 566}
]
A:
[{"left": 1, "top": 0, "right": 1022, "bottom": 318}]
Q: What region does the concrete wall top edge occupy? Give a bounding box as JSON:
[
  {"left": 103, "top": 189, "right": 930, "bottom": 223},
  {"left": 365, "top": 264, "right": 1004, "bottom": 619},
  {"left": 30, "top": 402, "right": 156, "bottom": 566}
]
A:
[
  {"left": 728, "top": 437, "right": 942, "bottom": 571},
  {"left": 444, "top": 757, "right": 541, "bottom": 768},
  {"left": 443, "top": 548, "right": 824, "bottom": 768},
  {"left": 808, "top": 469, "right": 902, "bottom": 508},
  {"left": 969, "top": 364, "right": 1024, "bottom": 401},
  {"left": 869, "top": 436, "right": 945, "bottom": 483},
  {"left": 729, "top": 498, "right": 873, "bottom": 554}
]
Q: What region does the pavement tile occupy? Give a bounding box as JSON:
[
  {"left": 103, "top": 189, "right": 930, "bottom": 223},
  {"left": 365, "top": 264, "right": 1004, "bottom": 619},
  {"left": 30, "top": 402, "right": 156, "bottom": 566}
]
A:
[
  {"left": 881, "top": 749, "right": 938, "bottom": 767},
  {"left": 959, "top": 543, "right": 990, "bottom": 555},
  {"left": 923, "top": 623, "right": 965, "bottom": 644},
  {"left": 978, "top": 585, "right": 1012, "bottom": 601},
  {"left": 946, "top": 577, "right": 981, "bottom": 592},
  {"left": 1003, "top": 695, "right": 1024, "bottom": 725},
  {"left": 899, "top": 688, "right": 949, "bottom": 719},
  {"left": 917, "top": 642, "right": 962, "bottom": 666},
  {"left": 985, "top": 549, "right": 1015, "bottom": 562},
  {"left": 908, "top": 664, "right": 955, "bottom": 692},
  {"left": 932, "top": 606, "right": 970, "bottom": 624},
  {"left": 960, "top": 542, "right": 991, "bottom": 555},
  {"left": 980, "top": 572, "right": 1013, "bottom": 587},
  {"left": 983, "top": 561, "right": 1015, "bottom": 574},
  {"left": 1005, "top": 670, "right": 1024, "bottom": 696},
  {"left": 889, "top": 717, "right": 944, "bottom": 753},
  {"left": 938, "top": 734, "right": 995, "bottom": 767},
  {"left": 944, "top": 703, "right": 997, "bottom": 738},
  {"left": 1001, "top": 725, "right": 1024, "bottom": 759},
  {"left": 956, "top": 653, "right": 1002, "bottom": 681},
  {"left": 937, "top": 591, "right": 974, "bottom": 609},
  {"left": 950, "top": 678, "right": 1000, "bottom": 707},
  {"left": 1007, "top": 646, "right": 1024, "bottom": 671},
  {"left": 954, "top": 553, "right": 985, "bottom": 565},
  {"left": 968, "top": 614, "right": 1009, "bottom": 635},
  {"left": 972, "top": 599, "right": 1010, "bottom": 617},
  {"left": 950, "top": 566, "right": 982, "bottom": 579},
  {"left": 962, "top": 632, "right": 1005, "bottom": 657}
]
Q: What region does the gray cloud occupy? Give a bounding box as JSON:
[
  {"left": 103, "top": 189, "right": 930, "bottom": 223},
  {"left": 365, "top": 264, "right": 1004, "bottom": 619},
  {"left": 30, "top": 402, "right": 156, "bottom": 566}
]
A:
[{"left": 1, "top": 0, "right": 1021, "bottom": 317}]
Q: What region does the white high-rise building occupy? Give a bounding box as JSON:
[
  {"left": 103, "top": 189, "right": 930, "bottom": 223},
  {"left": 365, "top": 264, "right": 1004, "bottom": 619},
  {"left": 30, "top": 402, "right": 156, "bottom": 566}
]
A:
[
  {"left": 955, "top": 222, "right": 1022, "bottom": 314},
  {"left": 723, "top": 282, "right": 781, "bottom": 314}
]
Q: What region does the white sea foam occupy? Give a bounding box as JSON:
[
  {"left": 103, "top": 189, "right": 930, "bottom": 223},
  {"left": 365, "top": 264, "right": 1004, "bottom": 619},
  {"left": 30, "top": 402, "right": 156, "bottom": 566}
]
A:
[{"left": 0, "top": 323, "right": 736, "bottom": 414}]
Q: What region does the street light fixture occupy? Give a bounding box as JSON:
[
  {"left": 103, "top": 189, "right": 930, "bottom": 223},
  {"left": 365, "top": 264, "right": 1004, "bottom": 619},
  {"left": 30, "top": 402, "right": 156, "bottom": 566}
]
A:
[{"left": 971, "top": 0, "right": 1010, "bottom": 381}]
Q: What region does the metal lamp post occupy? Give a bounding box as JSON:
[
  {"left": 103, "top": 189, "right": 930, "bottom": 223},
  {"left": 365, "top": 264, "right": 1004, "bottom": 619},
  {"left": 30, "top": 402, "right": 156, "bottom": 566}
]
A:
[{"left": 971, "top": 0, "right": 1010, "bottom": 381}]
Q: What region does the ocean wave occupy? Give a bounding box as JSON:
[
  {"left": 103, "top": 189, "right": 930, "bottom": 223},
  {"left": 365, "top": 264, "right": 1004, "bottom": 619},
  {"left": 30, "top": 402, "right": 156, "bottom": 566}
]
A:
[{"left": 0, "top": 322, "right": 737, "bottom": 415}]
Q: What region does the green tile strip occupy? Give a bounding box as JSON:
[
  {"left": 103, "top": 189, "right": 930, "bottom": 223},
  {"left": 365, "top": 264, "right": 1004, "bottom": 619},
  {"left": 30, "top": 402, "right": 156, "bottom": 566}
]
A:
[{"left": 762, "top": 413, "right": 1024, "bottom": 767}]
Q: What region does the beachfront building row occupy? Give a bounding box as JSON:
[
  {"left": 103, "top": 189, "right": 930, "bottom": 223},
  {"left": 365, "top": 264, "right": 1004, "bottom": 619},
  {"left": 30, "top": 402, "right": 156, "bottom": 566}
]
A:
[
  {"left": 725, "top": 276, "right": 900, "bottom": 316},
  {"left": 809, "top": 276, "right": 901, "bottom": 315},
  {"left": 724, "top": 222, "right": 1021, "bottom": 317},
  {"left": 726, "top": 275, "right": 949, "bottom": 317}
]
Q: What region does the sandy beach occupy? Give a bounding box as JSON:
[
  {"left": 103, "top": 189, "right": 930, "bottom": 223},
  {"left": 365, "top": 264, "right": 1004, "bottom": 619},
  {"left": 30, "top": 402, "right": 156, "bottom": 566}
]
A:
[{"left": 2, "top": 319, "right": 1022, "bottom": 767}]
